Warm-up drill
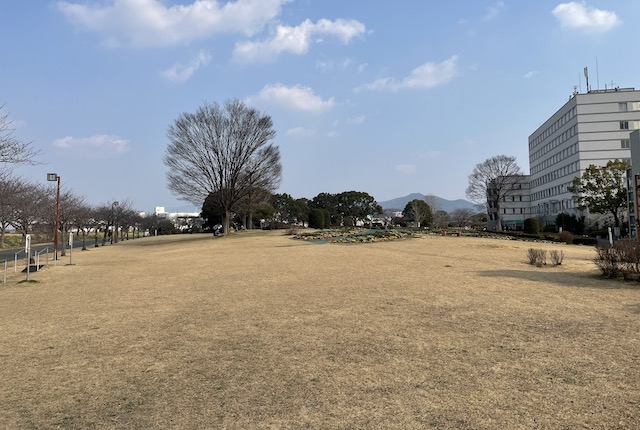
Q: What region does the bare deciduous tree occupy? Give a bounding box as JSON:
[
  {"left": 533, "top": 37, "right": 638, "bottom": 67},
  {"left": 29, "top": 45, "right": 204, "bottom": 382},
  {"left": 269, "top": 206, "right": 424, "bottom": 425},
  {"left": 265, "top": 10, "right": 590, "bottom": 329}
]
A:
[
  {"left": 0, "top": 170, "right": 22, "bottom": 246},
  {"left": 12, "top": 181, "right": 48, "bottom": 240},
  {"left": 164, "top": 99, "right": 282, "bottom": 234},
  {"left": 50, "top": 188, "right": 88, "bottom": 256},
  {"left": 466, "top": 155, "right": 523, "bottom": 231},
  {"left": 424, "top": 194, "right": 441, "bottom": 214},
  {"left": 432, "top": 210, "right": 450, "bottom": 229},
  {"left": 0, "top": 105, "right": 41, "bottom": 165},
  {"left": 235, "top": 187, "right": 271, "bottom": 229},
  {"left": 449, "top": 208, "right": 475, "bottom": 228}
]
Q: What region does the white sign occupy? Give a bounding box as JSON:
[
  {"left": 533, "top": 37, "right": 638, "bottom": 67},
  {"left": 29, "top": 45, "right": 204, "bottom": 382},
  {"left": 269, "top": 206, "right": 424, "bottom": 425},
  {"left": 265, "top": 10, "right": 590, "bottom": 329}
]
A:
[
  {"left": 69, "top": 232, "right": 73, "bottom": 246},
  {"left": 47, "top": 173, "right": 58, "bottom": 181},
  {"left": 25, "top": 234, "right": 31, "bottom": 254}
]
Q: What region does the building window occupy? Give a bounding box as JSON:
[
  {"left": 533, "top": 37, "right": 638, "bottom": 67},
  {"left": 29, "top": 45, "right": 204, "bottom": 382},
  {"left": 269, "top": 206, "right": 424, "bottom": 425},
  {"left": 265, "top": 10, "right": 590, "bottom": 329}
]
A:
[
  {"left": 619, "top": 102, "right": 628, "bottom": 112},
  {"left": 622, "top": 139, "right": 631, "bottom": 149},
  {"left": 621, "top": 121, "right": 629, "bottom": 130}
]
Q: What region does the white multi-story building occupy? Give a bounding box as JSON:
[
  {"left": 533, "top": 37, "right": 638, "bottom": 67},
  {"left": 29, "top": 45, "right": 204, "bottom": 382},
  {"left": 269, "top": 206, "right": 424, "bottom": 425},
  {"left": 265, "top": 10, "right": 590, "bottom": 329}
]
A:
[
  {"left": 528, "top": 87, "right": 640, "bottom": 225},
  {"left": 627, "top": 130, "right": 640, "bottom": 236}
]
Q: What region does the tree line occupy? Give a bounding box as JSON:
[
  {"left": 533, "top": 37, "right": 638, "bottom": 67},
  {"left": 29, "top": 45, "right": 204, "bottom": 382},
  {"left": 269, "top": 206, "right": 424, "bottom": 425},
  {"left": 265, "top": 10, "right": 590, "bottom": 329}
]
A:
[
  {"left": 201, "top": 190, "right": 485, "bottom": 231},
  {"left": 0, "top": 169, "right": 178, "bottom": 251}
]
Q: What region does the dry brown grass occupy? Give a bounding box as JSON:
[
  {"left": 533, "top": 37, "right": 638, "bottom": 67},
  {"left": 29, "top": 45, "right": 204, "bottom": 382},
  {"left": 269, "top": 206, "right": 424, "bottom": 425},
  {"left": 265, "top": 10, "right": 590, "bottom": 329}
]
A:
[{"left": 1, "top": 231, "right": 639, "bottom": 429}]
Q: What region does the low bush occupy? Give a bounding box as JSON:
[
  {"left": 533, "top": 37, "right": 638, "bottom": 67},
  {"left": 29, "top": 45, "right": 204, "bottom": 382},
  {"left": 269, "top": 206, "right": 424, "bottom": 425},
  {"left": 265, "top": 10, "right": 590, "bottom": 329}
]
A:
[
  {"left": 573, "top": 237, "right": 598, "bottom": 246},
  {"left": 557, "top": 231, "right": 574, "bottom": 244},
  {"left": 550, "top": 250, "right": 564, "bottom": 266},
  {"left": 543, "top": 224, "right": 557, "bottom": 233},
  {"left": 524, "top": 218, "right": 542, "bottom": 235},
  {"left": 594, "top": 239, "right": 640, "bottom": 280},
  {"left": 527, "top": 248, "right": 547, "bottom": 266}
]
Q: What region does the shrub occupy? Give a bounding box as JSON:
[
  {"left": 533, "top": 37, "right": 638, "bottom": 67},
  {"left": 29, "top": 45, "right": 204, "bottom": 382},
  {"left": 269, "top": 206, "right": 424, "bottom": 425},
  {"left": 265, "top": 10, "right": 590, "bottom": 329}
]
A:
[
  {"left": 543, "top": 224, "right": 556, "bottom": 233},
  {"left": 527, "top": 248, "right": 547, "bottom": 266},
  {"left": 558, "top": 231, "right": 574, "bottom": 244},
  {"left": 594, "top": 239, "right": 640, "bottom": 280},
  {"left": 550, "top": 250, "right": 564, "bottom": 266},
  {"left": 286, "top": 226, "right": 300, "bottom": 235},
  {"left": 573, "top": 237, "right": 598, "bottom": 246},
  {"left": 524, "top": 218, "right": 542, "bottom": 235},
  {"left": 594, "top": 244, "right": 623, "bottom": 279}
]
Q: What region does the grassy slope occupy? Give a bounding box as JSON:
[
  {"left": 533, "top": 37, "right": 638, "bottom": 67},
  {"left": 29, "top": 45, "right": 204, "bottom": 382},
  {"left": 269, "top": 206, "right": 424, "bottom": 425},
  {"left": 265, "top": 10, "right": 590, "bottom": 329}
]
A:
[{"left": 0, "top": 231, "right": 638, "bottom": 429}]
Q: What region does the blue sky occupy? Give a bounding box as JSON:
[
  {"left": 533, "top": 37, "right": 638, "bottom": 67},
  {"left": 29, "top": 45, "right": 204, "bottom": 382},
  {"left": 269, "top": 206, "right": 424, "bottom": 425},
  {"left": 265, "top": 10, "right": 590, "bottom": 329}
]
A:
[{"left": 2, "top": 0, "right": 639, "bottom": 213}]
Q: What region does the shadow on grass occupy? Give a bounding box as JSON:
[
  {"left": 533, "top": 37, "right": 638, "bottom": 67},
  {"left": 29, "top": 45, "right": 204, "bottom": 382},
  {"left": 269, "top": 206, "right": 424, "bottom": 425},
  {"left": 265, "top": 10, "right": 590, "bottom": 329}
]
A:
[
  {"left": 626, "top": 303, "right": 640, "bottom": 314},
  {"left": 478, "top": 269, "right": 640, "bottom": 290}
]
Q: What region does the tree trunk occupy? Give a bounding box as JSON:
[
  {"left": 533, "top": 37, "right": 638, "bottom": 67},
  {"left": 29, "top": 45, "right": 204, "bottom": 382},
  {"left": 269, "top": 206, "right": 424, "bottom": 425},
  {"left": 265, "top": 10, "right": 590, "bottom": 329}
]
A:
[
  {"left": 494, "top": 202, "right": 503, "bottom": 231},
  {"left": 247, "top": 212, "right": 254, "bottom": 230},
  {"left": 82, "top": 229, "right": 88, "bottom": 251},
  {"left": 223, "top": 209, "right": 231, "bottom": 235},
  {"left": 612, "top": 209, "right": 621, "bottom": 228}
]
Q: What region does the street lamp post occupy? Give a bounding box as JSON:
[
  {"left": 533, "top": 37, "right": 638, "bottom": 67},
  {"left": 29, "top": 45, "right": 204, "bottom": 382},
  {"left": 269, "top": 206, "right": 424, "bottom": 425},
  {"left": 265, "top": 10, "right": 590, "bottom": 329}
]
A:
[
  {"left": 47, "top": 173, "right": 61, "bottom": 260},
  {"left": 111, "top": 201, "right": 119, "bottom": 245}
]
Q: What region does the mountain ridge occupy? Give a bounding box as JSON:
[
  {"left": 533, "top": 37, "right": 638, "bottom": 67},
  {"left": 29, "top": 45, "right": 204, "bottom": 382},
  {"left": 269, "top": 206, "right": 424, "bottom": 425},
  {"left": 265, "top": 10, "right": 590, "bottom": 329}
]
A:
[{"left": 378, "top": 193, "right": 478, "bottom": 213}]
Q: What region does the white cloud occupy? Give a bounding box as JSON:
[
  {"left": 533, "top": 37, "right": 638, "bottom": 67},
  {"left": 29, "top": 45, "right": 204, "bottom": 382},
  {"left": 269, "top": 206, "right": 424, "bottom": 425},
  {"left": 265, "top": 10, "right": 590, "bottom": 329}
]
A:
[
  {"left": 395, "top": 164, "right": 416, "bottom": 175},
  {"left": 52, "top": 135, "right": 130, "bottom": 158},
  {"left": 552, "top": 2, "right": 620, "bottom": 33},
  {"left": 316, "top": 58, "right": 355, "bottom": 73},
  {"left": 357, "top": 56, "right": 459, "bottom": 92},
  {"left": 56, "top": 0, "right": 291, "bottom": 47},
  {"left": 524, "top": 70, "right": 539, "bottom": 79},
  {"left": 162, "top": 50, "right": 212, "bottom": 83},
  {"left": 286, "top": 127, "right": 315, "bottom": 138},
  {"left": 246, "top": 83, "right": 335, "bottom": 113},
  {"left": 233, "top": 18, "right": 365, "bottom": 63},
  {"left": 482, "top": 1, "right": 505, "bottom": 21}
]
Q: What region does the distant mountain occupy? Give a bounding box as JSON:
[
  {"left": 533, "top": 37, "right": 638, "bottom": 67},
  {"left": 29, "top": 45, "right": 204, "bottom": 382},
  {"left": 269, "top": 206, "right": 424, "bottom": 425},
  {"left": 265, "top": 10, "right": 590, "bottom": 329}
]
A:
[{"left": 378, "top": 193, "right": 479, "bottom": 214}]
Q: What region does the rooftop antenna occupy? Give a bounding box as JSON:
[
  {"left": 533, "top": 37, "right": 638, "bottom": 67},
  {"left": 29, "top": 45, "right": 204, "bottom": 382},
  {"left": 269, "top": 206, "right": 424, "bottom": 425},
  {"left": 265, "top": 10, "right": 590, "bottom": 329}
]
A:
[
  {"left": 578, "top": 72, "right": 582, "bottom": 93},
  {"left": 584, "top": 66, "right": 590, "bottom": 92},
  {"left": 596, "top": 57, "right": 600, "bottom": 90}
]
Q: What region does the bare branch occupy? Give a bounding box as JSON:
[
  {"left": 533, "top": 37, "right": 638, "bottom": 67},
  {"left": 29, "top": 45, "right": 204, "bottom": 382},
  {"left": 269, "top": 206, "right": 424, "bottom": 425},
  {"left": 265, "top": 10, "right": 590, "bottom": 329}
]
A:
[
  {"left": 164, "top": 100, "right": 281, "bottom": 234},
  {"left": 0, "top": 104, "right": 42, "bottom": 165}
]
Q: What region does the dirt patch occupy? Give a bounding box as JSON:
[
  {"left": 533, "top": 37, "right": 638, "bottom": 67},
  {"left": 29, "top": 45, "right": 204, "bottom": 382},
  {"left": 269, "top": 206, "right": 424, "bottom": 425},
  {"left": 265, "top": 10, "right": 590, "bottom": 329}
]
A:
[{"left": 1, "top": 232, "right": 638, "bottom": 428}]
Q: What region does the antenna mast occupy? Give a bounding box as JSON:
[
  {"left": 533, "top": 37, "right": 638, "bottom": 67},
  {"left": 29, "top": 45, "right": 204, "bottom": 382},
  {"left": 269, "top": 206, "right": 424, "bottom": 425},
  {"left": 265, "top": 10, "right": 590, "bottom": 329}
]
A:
[{"left": 584, "top": 67, "right": 589, "bottom": 92}]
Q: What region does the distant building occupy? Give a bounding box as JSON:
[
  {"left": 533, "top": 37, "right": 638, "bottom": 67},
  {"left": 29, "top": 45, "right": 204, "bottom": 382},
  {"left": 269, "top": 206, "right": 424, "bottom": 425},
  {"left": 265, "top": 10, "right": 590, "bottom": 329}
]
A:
[
  {"left": 144, "top": 206, "right": 203, "bottom": 231},
  {"left": 487, "top": 175, "right": 531, "bottom": 230}
]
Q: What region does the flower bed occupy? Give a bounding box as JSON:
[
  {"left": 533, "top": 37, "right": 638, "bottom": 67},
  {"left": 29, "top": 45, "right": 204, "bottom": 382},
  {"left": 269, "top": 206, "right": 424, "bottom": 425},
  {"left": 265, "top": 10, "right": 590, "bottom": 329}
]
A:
[{"left": 294, "top": 229, "right": 415, "bottom": 244}]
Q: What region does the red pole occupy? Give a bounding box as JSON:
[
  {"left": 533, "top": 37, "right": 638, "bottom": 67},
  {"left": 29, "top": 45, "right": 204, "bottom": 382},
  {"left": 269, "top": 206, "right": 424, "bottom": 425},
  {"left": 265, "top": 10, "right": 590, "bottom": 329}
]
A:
[{"left": 54, "top": 176, "right": 60, "bottom": 260}]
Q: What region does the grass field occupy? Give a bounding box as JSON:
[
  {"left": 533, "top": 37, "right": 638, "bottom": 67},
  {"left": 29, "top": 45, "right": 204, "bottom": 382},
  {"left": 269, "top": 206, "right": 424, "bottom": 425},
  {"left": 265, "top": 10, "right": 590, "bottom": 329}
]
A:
[{"left": 1, "top": 231, "right": 639, "bottom": 429}]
